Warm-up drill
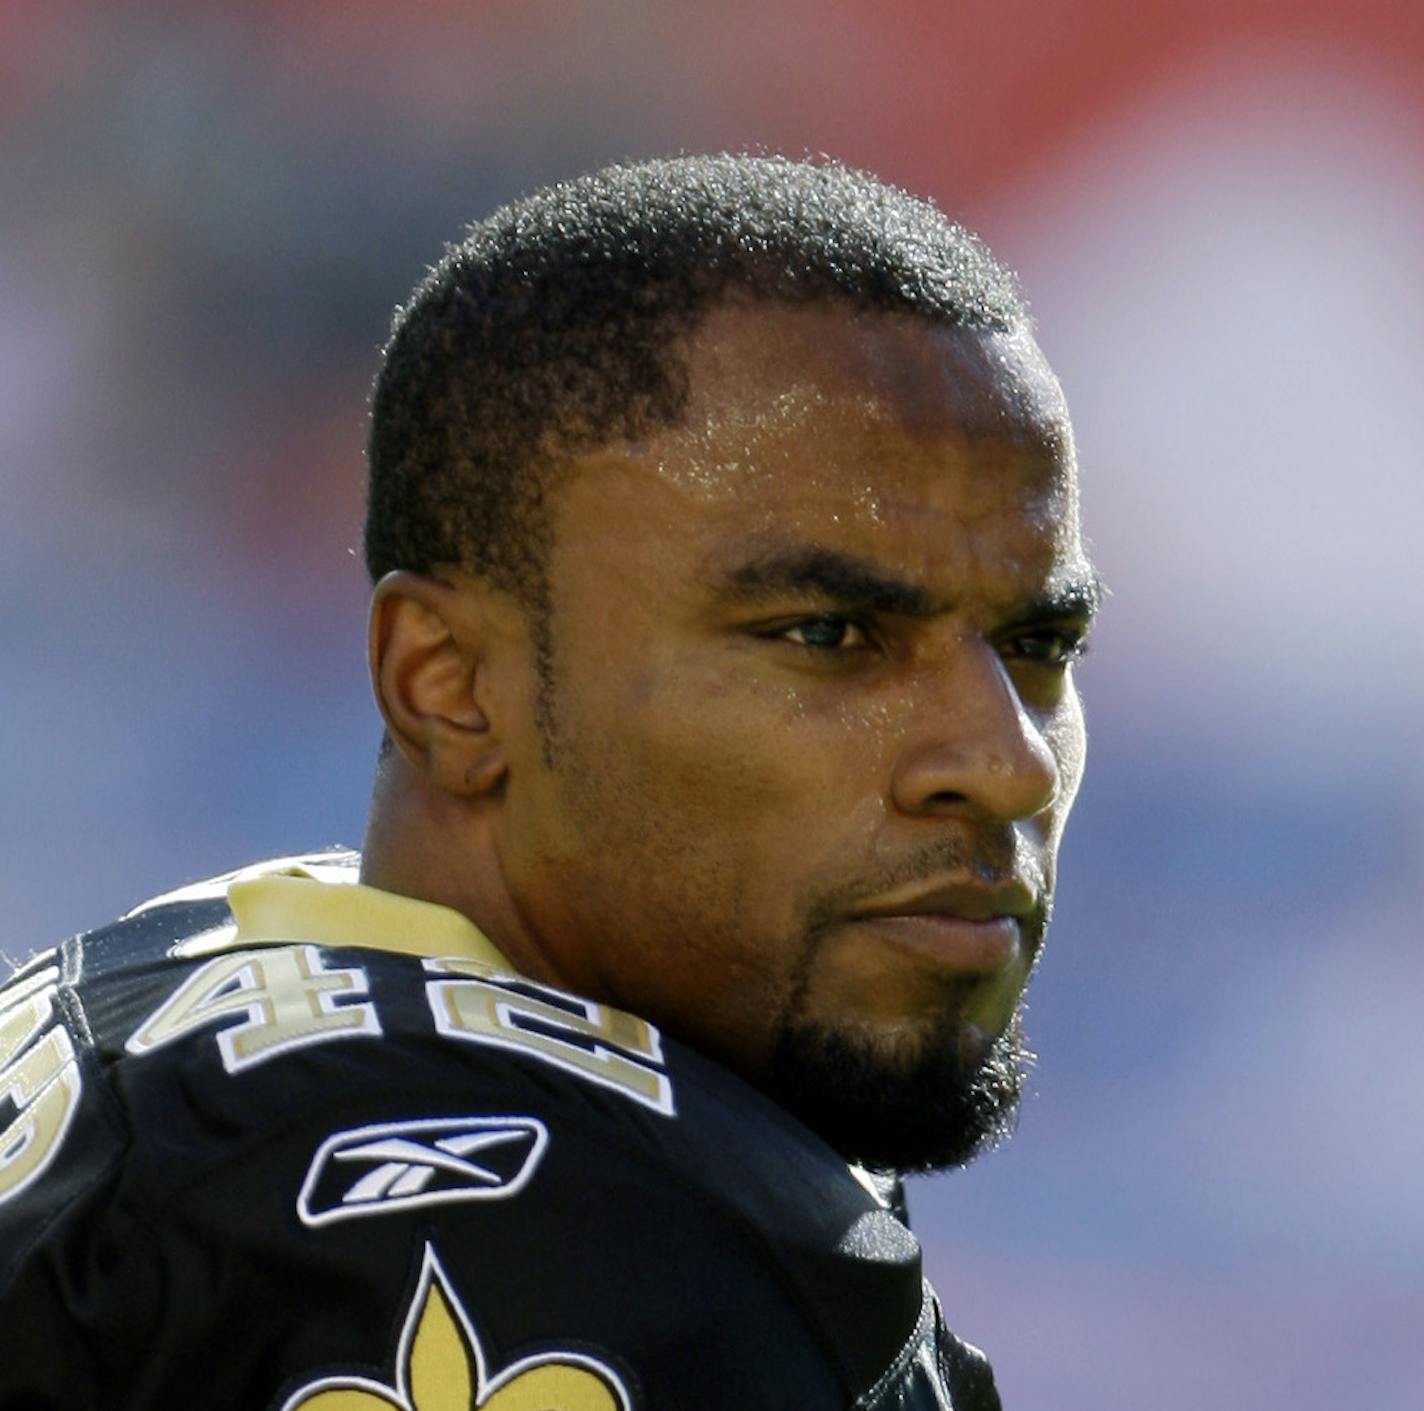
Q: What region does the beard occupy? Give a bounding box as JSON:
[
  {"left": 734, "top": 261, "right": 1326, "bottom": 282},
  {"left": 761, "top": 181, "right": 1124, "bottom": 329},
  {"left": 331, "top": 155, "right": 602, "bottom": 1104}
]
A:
[
  {"left": 761, "top": 835, "right": 1047, "bottom": 1173},
  {"left": 765, "top": 999, "right": 1031, "bottom": 1174}
]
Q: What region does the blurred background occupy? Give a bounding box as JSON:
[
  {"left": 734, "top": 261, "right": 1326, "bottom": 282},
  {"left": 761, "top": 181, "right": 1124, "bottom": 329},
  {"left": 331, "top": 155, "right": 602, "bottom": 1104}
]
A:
[{"left": 4, "top": 1, "right": 1421, "bottom": 1404}]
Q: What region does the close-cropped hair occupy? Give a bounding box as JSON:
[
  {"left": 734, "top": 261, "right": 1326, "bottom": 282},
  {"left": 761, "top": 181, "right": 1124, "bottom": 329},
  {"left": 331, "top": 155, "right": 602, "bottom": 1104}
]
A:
[{"left": 364, "top": 153, "right": 1026, "bottom": 607}]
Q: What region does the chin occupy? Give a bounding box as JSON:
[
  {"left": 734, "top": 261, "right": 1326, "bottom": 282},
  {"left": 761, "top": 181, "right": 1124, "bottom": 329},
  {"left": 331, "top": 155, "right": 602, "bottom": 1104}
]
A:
[{"left": 766, "top": 1009, "right": 1030, "bottom": 1174}]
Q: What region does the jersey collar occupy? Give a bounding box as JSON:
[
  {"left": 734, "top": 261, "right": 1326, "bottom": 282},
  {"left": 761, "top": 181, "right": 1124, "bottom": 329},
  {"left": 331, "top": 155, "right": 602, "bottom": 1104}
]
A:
[{"left": 222, "top": 863, "right": 515, "bottom": 971}]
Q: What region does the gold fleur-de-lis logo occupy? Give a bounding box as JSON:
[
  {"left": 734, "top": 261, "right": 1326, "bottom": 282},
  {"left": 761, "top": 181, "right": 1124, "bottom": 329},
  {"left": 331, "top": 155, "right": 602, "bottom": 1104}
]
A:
[{"left": 283, "top": 1244, "right": 632, "bottom": 1411}]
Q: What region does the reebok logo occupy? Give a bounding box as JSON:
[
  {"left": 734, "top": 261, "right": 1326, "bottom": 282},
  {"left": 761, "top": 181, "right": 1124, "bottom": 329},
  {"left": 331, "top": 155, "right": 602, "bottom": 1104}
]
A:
[{"left": 297, "top": 1115, "right": 548, "bottom": 1227}]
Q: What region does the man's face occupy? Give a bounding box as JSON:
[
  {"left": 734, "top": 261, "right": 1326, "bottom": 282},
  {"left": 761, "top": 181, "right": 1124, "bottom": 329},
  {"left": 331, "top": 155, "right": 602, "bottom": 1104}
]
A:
[{"left": 495, "top": 300, "right": 1095, "bottom": 1170}]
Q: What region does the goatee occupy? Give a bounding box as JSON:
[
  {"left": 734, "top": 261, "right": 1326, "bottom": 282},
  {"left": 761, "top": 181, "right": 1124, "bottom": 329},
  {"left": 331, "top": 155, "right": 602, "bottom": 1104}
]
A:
[{"left": 767, "top": 1008, "right": 1030, "bottom": 1173}]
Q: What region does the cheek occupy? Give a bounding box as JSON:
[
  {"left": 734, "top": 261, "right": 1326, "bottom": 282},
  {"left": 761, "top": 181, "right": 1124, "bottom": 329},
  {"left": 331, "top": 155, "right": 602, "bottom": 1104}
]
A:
[
  {"left": 1042, "top": 686, "right": 1087, "bottom": 844},
  {"left": 574, "top": 665, "right": 876, "bottom": 929},
  {"left": 615, "top": 662, "right": 848, "bottom": 807},
  {"left": 544, "top": 667, "right": 853, "bottom": 1037}
]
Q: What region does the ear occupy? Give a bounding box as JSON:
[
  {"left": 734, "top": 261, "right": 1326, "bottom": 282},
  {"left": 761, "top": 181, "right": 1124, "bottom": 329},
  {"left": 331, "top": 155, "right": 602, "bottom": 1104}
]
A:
[{"left": 368, "top": 570, "right": 507, "bottom": 797}]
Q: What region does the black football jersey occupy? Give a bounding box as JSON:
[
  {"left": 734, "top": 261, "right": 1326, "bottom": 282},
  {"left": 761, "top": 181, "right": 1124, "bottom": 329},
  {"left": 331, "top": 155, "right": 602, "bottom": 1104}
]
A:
[{"left": 0, "top": 855, "right": 1001, "bottom": 1409}]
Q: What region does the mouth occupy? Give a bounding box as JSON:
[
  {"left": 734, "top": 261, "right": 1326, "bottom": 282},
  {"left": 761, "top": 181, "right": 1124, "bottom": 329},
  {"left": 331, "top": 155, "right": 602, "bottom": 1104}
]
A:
[
  {"left": 845, "top": 880, "right": 1037, "bottom": 976},
  {"left": 846, "top": 912, "right": 1020, "bottom": 974}
]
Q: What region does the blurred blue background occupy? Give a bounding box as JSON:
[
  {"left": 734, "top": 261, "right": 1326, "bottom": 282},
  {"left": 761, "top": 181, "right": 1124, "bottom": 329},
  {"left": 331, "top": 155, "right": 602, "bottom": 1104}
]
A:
[{"left": 4, "top": 2, "right": 1421, "bottom": 1405}]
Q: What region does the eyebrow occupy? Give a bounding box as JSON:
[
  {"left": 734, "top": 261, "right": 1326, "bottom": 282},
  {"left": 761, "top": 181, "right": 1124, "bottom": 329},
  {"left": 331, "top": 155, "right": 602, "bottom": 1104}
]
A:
[
  {"left": 1008, "top": 574, "right": 1103, "bottom": 626},
  {"left": 711, "top": 543, "right": 1103, "bottom": 624}
]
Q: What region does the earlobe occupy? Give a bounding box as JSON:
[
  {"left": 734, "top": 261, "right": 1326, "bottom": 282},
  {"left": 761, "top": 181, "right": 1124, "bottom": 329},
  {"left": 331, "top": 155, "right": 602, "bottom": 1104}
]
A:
[{"left": 368, "top": 571, "right": 508, "bottom": 797}]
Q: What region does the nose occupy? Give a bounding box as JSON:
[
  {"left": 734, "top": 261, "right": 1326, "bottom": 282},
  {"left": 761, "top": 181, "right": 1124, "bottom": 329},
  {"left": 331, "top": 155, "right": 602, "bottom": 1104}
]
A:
[{"left": 890, "top": 639, "right": 1061, "bottom": 823}]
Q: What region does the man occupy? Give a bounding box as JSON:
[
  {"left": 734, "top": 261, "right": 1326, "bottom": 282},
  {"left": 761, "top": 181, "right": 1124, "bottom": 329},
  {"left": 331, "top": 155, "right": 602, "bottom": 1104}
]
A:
[{"left": 0, "top": 155, "right": 1096, "bottom": 1407}]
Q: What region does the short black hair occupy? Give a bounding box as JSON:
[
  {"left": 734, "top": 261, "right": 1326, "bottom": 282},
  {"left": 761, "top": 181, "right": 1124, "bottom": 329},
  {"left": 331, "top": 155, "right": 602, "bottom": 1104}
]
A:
[{"left": 365, "top": 153, "right": 1026, "bottom": 605}]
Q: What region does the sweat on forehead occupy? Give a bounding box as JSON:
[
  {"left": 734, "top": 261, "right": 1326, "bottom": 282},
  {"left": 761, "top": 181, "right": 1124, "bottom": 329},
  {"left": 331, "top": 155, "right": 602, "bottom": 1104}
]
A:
[{"left": 671, "top": 302, "right": 1070, "bottom": 461}]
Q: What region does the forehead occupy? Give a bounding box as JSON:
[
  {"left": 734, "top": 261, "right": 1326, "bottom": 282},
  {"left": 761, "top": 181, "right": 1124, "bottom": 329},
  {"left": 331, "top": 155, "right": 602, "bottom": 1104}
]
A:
[
  {"left": 557, "top": 301, "right": 1085, "bottom": 603},
  {"left": 679, "top": 298, "right": 1072, "bottom": 462}
]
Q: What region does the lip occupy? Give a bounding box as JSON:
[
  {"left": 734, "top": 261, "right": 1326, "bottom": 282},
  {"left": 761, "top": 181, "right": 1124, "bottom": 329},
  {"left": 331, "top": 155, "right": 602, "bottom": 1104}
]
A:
[
  {"left": 846, "top": 880, "right": 1036, "bottom": 975},
  {"left": 848, "top": 913, "right": 1020, "bottom": 974},
  {"left": 850, "top": 879, "right": 1037, "bottom": 923}
]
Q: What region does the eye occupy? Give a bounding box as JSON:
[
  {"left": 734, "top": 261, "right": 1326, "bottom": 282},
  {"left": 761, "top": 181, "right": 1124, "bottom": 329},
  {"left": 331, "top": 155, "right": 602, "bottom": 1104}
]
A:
[
  {"left": 1001, "top": 628, "right": 1090, "bottom": 668},
  {"left": 778, "top": 614, "right": 871, "bottom": 650}
]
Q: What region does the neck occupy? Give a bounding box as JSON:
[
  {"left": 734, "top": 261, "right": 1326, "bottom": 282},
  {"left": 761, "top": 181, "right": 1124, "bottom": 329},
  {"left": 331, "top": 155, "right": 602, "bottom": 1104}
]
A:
[{"left": 359, "top": 756, "right": 559, "bottom": 987}]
